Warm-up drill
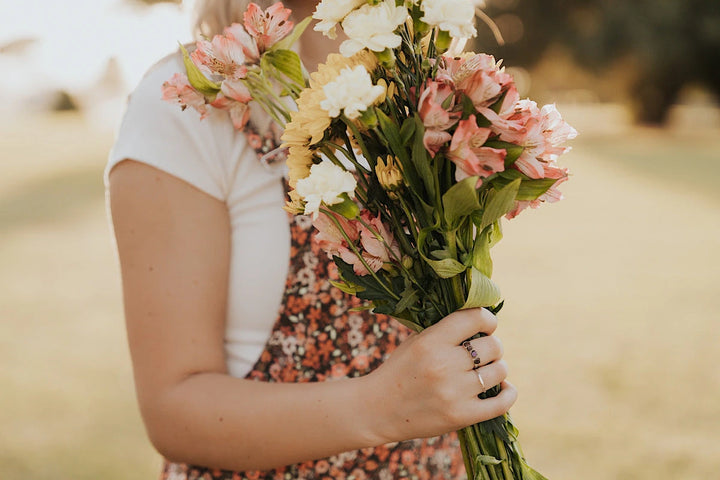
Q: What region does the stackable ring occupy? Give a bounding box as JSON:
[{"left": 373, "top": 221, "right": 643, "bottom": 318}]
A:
[
  {"left": 461, "top": 340, "right": 482, "bottom": 369},
  {"left": 475, "top": 369, "right": 487, "bottom": 394}
]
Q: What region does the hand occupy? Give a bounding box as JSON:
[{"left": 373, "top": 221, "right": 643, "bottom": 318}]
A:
[{"left": 366, "top": 308, "right": 517, "bottom": 443}]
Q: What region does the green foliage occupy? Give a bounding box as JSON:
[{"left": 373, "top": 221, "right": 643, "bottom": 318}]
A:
[
  {"left": 462, "top": 267, "right": 502, "bottom": 309},
  {"left": 265, "top": 49, "right": 305, "bottom": 87},
  {"left": 442, "top": 176, "right": 482, "bottom": 228},
  {"left": 480, "top": 178, "right": 521, "bottom": 230},
  {"left": 179, "top": 44, "right": 220, "bottom": 97}
]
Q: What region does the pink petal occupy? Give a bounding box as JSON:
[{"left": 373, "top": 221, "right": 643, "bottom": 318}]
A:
[
  {"left": 423, "top": 129, "right": 452, "bottom": 158},
  {"left": 514, "top": 152, "right": 545, "bottom": 179}
]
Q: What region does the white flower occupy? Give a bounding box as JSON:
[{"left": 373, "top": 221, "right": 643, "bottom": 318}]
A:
[
  {"left": 320, "top": 66, "right": 385, "bottom": 120},
  {"left": 295, "top": 160, "right": 357, "bottom": 218},
  {"left": 339, "top": 0, "right": 408, "bottom": 57},
  {"left": 313, "top": 0, "right": 366, "bottom": 39},
  {"left": 421, "top": 0, "right": 477, "bottom": 39}
]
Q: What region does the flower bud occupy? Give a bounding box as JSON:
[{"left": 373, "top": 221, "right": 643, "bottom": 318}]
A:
[
  {"left": 375, "top": 155, "right": 404, "bottom": 197},
  {"left": 402, "top": 255, "right": 414, "bottom": 269}
]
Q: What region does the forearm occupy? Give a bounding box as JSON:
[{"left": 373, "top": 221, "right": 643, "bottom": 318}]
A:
[{"left": 144, "top": 372, "right": 388, "bottom": 471}]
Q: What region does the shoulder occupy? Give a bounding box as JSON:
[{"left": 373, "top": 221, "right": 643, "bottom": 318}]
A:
[{"left": 107, "top": 50, "right": 246, "bottom": 202}]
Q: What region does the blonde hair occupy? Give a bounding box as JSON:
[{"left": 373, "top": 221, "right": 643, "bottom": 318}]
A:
[{"left": 192, "top": 0, "right": 272, "bottom": 39}]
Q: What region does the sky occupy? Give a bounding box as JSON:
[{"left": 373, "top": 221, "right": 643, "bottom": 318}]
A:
[{"left": 0, "top": 0, "right": 195, "bottom": 115}]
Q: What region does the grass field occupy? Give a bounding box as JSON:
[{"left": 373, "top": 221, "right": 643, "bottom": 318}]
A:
[{"left": 1, "top": 110, "right": 719, "bottom": 479}]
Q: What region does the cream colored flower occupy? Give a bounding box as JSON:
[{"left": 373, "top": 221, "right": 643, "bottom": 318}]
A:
[
  {"left": 339, "top": 1, "right": 408, "bottom": 57},
  {"left": 421, "top": 0, "right": 477, "bottom": 39},
  {"left": 313, "top": 0, "right": 366, "bottom": 39},
  {"left": 295, "top": 160, "right": 357, "bottom": 218},
  {"left": 320, "top": 66, "right": 386, "bottom": 120}
]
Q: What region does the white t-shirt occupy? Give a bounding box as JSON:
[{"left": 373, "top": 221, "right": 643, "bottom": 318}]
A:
[{"left": 104, "top": 53, "right": 290, "bottom": 378}]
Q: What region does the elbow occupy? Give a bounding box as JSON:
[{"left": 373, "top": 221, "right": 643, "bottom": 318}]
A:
[
  {"left": 142, "top": 407, "right": 184, "bottom": 463},
  {"left": 138, "top": 394, "right": 195, "bottom": 465}
]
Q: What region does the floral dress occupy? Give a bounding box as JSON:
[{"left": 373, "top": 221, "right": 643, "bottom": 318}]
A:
[{"left": 160, "top": 124, "right": 463, "bottom": 480}]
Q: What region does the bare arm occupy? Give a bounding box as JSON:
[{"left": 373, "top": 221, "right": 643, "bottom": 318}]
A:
[{"left": 108, "top": 159, "right": 516, "bottom": 471}]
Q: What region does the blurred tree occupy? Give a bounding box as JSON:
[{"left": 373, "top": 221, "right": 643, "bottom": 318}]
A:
[{"left": 477, "top": 0, "right": 720, "bottom": 124}]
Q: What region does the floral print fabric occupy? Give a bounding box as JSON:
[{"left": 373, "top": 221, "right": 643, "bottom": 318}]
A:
[{"left": 160, "top": 124, "right": 463, "bottom": 480}]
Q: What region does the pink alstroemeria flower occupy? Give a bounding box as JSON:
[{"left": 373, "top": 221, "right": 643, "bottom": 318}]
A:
[
  {"left": 313, "top": 211, "right": 360, "bottom": 257},
  {"left": 208, "top": 80, "right": 253, "bottom": 130},
  {"left": 244, "top": 2, "right": 294, "bottom": 52},
  {"left": 418, "top": 81, "right": 459, "bottom": 157},
  {"left": 161, "top": 73, "right": 209, "bottom": 118},
  {"left": 338, "top": 211, "right": 400, "bottom": 276},
  {"left": 506, "top": 166, "right": 569, "bottom": 219},
  {"left": 443, "top": 54, "right": 513, "bottom": 109},
  {"left": 479, "top": 97, "right": 551, "bottom": 179},
  {"left": 224, "top": 23, "right": 261, "bottom": 63},
  {"left": 191, "top": 35, "right": 248, "bottom": 81},
  {"left": 538, "top": 103, "right": 578, "bottom": 162},
  {"left": 447, "top": 115, "right": 507, "bottom": 182},
  {"left": 209, "top": 100, "right": 247, "bottom": 131},
  {"left": 219, "top": 79, "right": 252, "bottom": 103}
]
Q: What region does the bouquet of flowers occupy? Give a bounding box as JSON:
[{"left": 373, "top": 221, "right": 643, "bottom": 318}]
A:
[{"left": 163, "top": 2, "right": 577, "bottom": 479}]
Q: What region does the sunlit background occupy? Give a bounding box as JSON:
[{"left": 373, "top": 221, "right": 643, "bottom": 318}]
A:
[{"left": 1, "top": 1, "right": 719, "bottom": 479}]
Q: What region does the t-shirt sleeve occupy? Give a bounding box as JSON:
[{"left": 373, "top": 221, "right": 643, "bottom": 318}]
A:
[{"left": 104, "top": 56, "right": 232, "bottom": 201}]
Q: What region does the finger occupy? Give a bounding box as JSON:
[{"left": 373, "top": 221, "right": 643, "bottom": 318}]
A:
[
  {"left": 425, "top": 308, "right": 498, "bottom": 345},
  {"left": 453, "top": 336, "right": 503, "bottom": 371},
  {"left": 459, "top": 360, "right": 509, "bottom": 398},
  {"left": 465, "top": 381, "right": 518, "bottom": 424}
]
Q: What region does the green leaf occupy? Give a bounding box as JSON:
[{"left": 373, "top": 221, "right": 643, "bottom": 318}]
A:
[
  {"left": 329, "top": 280, "right": 364, "bottom": 295},
  {"left": 476, "top": 454, "right": 503, "bottom": 466},
  {"left": 430, "top": 249, "right": 452, "bottom": 260},
  {"left": 378, "top": 110, "right": 426, "bottom": 201},
  {"left": 442, "top": 176, "right": 481, "bottom": 228},
  {"left": 462, "top": 267, "right": 502, "bottom": 309},
  {"left": 520, "top": 462, "right": 550, "bottom": 480},
  {"left": 426, "top": 258, "right": 467, "bottom": 278},
  {"left": 179, "top": 43, "right": 221, "bottom": 96},
  {"left": 484, "top": 140, "right": 525, "bottom": 168},
  {"left": 377, "top": 109, "right": 405, "bottom": 159},
  {"left": 411, "top": 115, "right": 437, "bottom": 202},
  {"left": 417, "top": 228, "right": 466, "bottom": 278},
  {"left": 480, "top": 178, "right": 521, "bottom": 230},
  {"left": 494, "top": 170, "right": 557, "bottom": 201},
  {"left": 400, "top": 117, "right": 416, "bottom": 145},
  {"left": 471, "top": 226, "right": 493, "bottom": 277},
  {"left": 489, "top": 220, "right": 503, "bottom": 248},
  {"left": 333, "top": 257, "right": 391, "bottom": 301},
  {"left": 270, "top": 16, "right": 312, "bottom": 52},
  {"left": 394, "top": 286, "right": 419, "bottom": 314},
  {"left": 266, "top": 49, "right": 304, "bottom": 87}
]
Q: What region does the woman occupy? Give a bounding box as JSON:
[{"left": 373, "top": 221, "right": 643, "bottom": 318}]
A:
[{"left": 104, "top": 0, "right": 517, "bottom": 478}]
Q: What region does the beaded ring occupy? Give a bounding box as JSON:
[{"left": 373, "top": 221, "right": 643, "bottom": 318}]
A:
[{"left": 462, "top": 340, "right": 482, "bottom": 369}]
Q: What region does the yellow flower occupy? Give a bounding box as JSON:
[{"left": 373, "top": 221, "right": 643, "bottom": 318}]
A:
[
  {"left": 350, "top": 49, "right": 379, "bottom": 73},
  {"left": 310, "top": 51, "right": 380, "bottom": 90},
  {"left": 310, "top": 54, "right": 352, "bottom": 89},
  {"left": 375, "top": 155, "right": 404, "bottom": 197},
  {"left": 283, "top": 189, "right": 305, "bottom": 215},
  {"left": 282, "top": 50, "right": 381, "bottom": 150},
  {"left": 298, "top": 89, "right": 333, "bottom": 145},
  {"left": 282, "top": 88, "right": 332, "bottom": 147},
  {"left": 281, "top": 113, "right": 312, "bottom": 148},
  {"left": 287, "top": 146, "right": 315, "bottom": 188}
]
